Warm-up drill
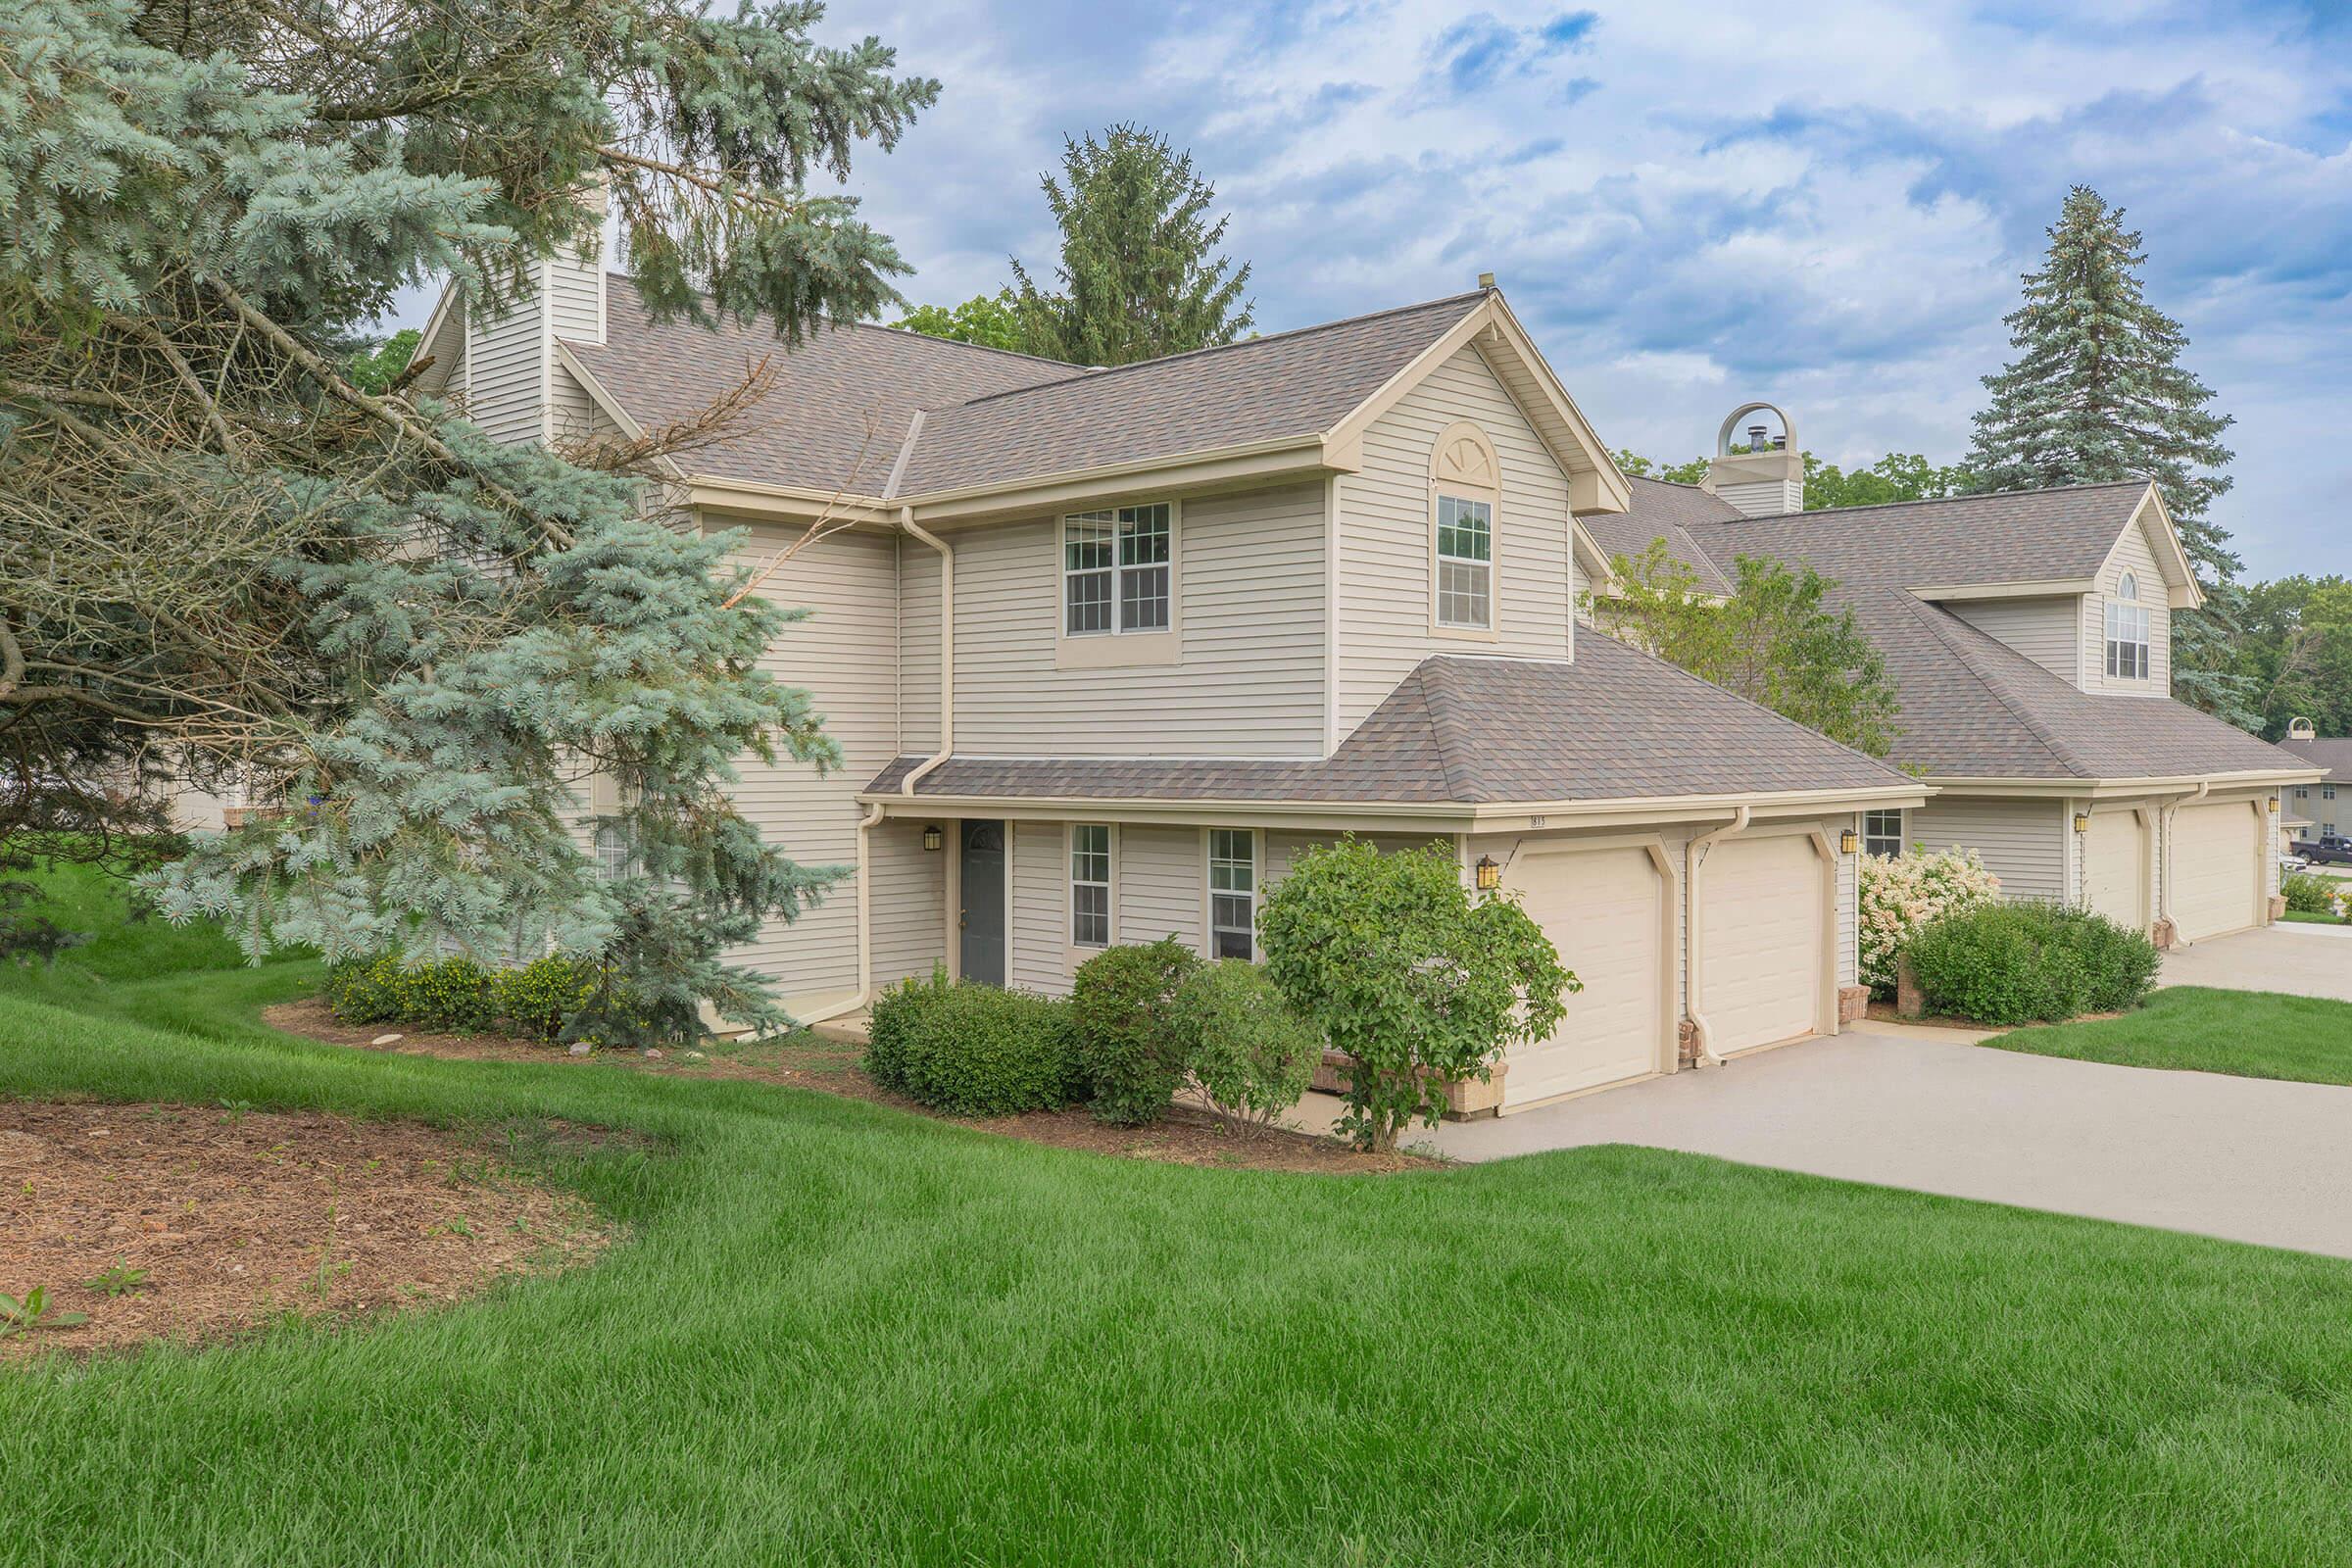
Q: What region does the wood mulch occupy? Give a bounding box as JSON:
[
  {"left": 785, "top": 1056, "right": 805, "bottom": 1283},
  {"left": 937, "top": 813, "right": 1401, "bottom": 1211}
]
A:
[
  {"left": 265, "top": 997, "right": 1425, "bottom": 1175},
  {"left": 0, "top": 1099, "right": 612, "bottom": 1360},
  {"left": 1864, "top": 1001, "right": 2123, "bottom": 1031}
]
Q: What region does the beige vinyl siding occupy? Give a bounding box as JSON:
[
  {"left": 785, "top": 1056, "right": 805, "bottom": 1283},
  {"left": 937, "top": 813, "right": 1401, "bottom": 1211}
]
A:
[
  {"left": 869, "top": 817, "right": 946, "bottom": 989},
  {"left": 1908, "top": 795, "right": 2065, "bottom": 901},
  {"left": 465, "top": 283, "right": 545, "bottom": 447},
  {"left": 546, "top": 361, "right": 615, "bottom": 449},
  {"left": 1947, "top": 597, "right": 2079, "bottom": 682},
  {"left": 546, "top": 254, "right": 605, "bottom": 348},
  {"left": 943, "top": 483, "right": 1326, "bottom": 758},
  {"left": 1836, "top": 814, "right": 1858, "bottom": 987},
  {"left": 1334, "top": 344, "right": 1578, "bottom": 738},
  {"left": 897, "top": 536, "right": 940, "bottom": 756},
  {"left": 1118, "top": 825, "right": 1205, "bottom": 950},
  {"left": 1008, "top": 818, "right": 1067, "bottom": 993},
  {"left": 2082, "top": 518, "right": 2171, "bottom": 696},
  {"left": 718, "top": 521, "right": 902, "bottom": 1004}
]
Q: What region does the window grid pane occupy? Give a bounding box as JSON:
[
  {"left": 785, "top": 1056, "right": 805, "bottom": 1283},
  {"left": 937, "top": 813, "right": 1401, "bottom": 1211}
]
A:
[
  {"left": 1436, "top": 495, "right": 1492, "bottom": 564},
  {"left": 1071, "top": 825, "right": 1111, "bottom": 948},
  {"left": 1119, "top": 564, "right": 1170, "bottom": 630},
  {"left": 1208, "top": 830, "right": 1254, "bottom": 958},
  {"left": 1863, "top": 808, "right": 1903, "bottom": 858},
  {"left": 1438, "top": 561, "right": 1491, "bottom": 628}
]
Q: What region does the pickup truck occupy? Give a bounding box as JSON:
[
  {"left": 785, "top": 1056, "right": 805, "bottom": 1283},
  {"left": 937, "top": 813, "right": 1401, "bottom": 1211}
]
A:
[{"left": 2292, "top": 834, "right": 2352, "bottom": 867}]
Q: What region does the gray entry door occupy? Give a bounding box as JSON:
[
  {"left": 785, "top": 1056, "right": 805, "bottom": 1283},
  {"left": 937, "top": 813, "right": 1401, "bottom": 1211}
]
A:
[{"left": 959, "top": 820, "right": 1006, "bottom": 987}]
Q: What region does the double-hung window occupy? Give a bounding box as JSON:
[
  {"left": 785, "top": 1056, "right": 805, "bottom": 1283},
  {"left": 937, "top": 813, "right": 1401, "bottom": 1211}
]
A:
[
  {"left": 1070, "top": 825, "right": 1111, "bottom": 949},
  {"left": 2104, "top": 571, "right": 2149, "bottom": 680},
  {"left": 1064, "top": 504, "right": 1172, "bottom": 636},
  {"left": 1207, "top": 829, "right": 1256, "bottom": 960},
  {"left": 1435, "top": 495, "right": 1494, "bottom": 630},
  {"left": 1862, "top": 808, "right": 1904, "bottom": 858}
]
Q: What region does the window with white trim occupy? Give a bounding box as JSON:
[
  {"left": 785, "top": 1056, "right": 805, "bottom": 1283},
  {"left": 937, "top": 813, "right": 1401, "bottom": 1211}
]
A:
[
  {"left": 1435, "top": 495, "right": 1494, "bottom": 629},
  {"left": 1207, "top": 829, "right": 1256, "bottom": 960},
  {"left": 1070, "top": 824, "right": 1111, "bottom": 949},
  {"left": 1862, "top": 808, "right": 1904, "bottom": 858},
  {"left": 594, "top": 824, "right": 631, "bottom": 882},
  {"left": 2104, "top": 570, "right": 2149, "bottom": 680},
  {"left": 1063, "top": 504, "right": 1171, "bottom": 636}
]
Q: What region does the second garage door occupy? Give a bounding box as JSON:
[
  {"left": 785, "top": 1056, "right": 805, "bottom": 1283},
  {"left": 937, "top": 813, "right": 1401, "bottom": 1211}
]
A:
[
  {"left": 1502, "top": 845, "right": 1666, "bottom": 1107},
  {"left": 2172, "top": 801, "right": 2262, "bottom": 943},
  {"left": 1697, "top": 834, "right": 1826, "bottom": 1055},
  {"left": 2084, "top": 808, "right": 2148, "bottom": 931}
]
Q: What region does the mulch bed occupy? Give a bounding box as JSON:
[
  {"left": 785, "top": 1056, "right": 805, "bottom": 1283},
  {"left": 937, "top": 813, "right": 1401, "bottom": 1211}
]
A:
[
  {"left": 266, "top": 997, "right": 1424, "bottom": 1175},
  {"left": 1, "top": 1099, "right": 612, "bottom": 1360}
]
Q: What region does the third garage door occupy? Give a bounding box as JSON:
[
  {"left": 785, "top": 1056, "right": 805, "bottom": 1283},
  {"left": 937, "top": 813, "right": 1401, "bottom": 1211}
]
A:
[
  {"left": 1502, "top": 845, "right": 1665, "bottom": 1107},
  {"left": 1697, "top": 834, "right": 1826, "bottom": 1055},
  {"left": 2173, "top": 801, "right": 2262, "bottom": 943}
]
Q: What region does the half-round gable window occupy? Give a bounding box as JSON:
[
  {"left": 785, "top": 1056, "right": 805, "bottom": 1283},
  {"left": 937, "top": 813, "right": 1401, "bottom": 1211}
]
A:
[
  {"left": 1430, "top": 422, "right": 1498, "bottom": 633},
  {"left": 2117, "top": 570, "right": 2139, "bottom": 601}
]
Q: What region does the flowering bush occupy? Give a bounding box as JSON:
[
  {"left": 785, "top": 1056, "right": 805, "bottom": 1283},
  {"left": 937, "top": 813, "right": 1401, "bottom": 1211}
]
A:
[{"left": 1858, "top": 847, "right": 2002, "bottom": 996}]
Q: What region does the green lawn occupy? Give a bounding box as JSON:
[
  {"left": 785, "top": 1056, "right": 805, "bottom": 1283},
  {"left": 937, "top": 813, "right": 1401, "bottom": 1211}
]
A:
[
  {"left": 7, "top": 888, "right": 2352, "bottom": 1561},
  {"left": 1987, "top": 986, "right": 2352, "bottom": 1087},
  {"left": 2281, "top": 908, "right": 2348, "bottom": 926}
]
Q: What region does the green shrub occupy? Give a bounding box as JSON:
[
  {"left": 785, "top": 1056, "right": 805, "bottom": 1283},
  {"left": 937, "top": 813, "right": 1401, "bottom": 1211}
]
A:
[
  {"left": 864, "top": 965, "right": 952, "bottom": 1092},
  {"left": 1071, "top": 938, "right": 1202, "bottom": 1125},
  {"left": 1175, "top": 959, "right": 1322, "bottom": 1131},
  {"left": 895, "top": 981, "right": 1081, "bottom": 1116},
  {"left": 321, "top": 953, "right": 407, "bottom": 1025},
  {"left": 497, "top": 954, "right": 600, "bottom": 1042},
  {"left": 397, "top": 955, "right": 501, "bottom": 1033},
  {"left": 1907, "top": 901, "right": 2159, "bottom": 1026},
  {"left": 2282, "top": 871, "right": 2338, "bottom": 916}
]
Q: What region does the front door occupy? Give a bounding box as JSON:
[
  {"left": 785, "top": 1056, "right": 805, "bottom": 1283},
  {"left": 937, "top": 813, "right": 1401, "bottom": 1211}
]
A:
[{"left": 959, "top": 820, "right": 1006, "bottom": 986}]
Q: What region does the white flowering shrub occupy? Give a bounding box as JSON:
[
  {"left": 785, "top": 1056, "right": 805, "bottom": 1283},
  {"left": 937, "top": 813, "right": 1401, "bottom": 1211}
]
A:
[{"left": 1858, "top": 848, "right": 2002, "bottom": 995}]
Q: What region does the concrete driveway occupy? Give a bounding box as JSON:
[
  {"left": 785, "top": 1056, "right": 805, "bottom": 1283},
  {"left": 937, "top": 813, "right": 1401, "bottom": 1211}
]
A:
[
  {"left": 2161, "top": 922, "right": 2352, "bottom": 1001},
  {"left": 1420, "top": 1023, "right": 2352, "bottom": 1258}
]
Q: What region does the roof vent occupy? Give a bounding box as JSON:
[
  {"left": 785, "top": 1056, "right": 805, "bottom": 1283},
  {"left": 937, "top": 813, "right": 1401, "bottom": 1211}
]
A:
[{"left": 2289, "top": 716, "right": 2318, "bottom": 740}]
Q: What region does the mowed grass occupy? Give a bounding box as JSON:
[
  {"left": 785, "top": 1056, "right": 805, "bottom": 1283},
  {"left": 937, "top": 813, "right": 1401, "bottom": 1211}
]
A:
[
  {"left": 1986, "top": 985, "right": 2352, "bottom": 1087},
  {"left": 6, "top": 897, "right": 2352, "bottom": 1561}
]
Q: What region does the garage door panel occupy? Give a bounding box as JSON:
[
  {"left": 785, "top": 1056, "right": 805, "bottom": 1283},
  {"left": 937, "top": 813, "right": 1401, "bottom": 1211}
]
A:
[
  {"left": 1504, "top": 847, "right": 1663, "bottom": 1106},
  {"left": 2085, "top": 809, "right": 2147, "bottom": 931},
  {"left": 1698, "top": 835, "right": 1823, "bottom": 1056},
  {"left": 2174, "top": 802, "right": 2259, "bottom": 943}
]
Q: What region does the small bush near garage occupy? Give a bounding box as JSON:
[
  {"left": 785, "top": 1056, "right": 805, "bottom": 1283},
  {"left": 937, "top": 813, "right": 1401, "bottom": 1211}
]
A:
[
  {"left": 1907, "top": 901, "right": 2160, "bottom": 1026},
  {"left": 867, "top": 972, "right": 1083, "bottom": 1116},
  {"left": 1857, "top": 848, "right": 2001, "bottom": 996},
  {"left": 1176, "top": 959, "right": 1323, "bottom": 1132},
  {"left": 1071, "top": 938, "right": 1202, "bottom": 1125},
  {"left": 2281, "top": 872, "right": 2341, "bottom": 917}
]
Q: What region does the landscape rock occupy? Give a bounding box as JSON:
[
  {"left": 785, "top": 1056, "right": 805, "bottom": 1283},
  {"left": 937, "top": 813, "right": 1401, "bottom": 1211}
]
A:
[
  {"left": 567, "top": 1043, "right": 592, "bottom": 1057},
  {"left": 371, "top": 1033, "right": 404, "bottom": 1047}
]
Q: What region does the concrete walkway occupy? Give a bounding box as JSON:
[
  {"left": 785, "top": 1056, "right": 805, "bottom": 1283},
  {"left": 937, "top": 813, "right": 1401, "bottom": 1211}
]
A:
[
  {"left": 1417, "top": 1023, "right": 2352, "bottom": 1258},
  {"left": 2161, "top": 922, "right": 2352, "bottom": 1001}
]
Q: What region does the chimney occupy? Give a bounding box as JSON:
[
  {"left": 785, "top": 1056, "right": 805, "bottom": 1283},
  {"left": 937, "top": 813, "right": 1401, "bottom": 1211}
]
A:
[
  {"left": 1706, "top": 402, "right": 1802, "bottom": 515},
  {"left": 463, "top": 177, "right": 609, "bottom": 449}
]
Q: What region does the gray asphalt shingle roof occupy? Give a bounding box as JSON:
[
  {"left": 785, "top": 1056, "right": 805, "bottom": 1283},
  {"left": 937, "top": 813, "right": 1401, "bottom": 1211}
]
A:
[
  {"left": 1584, "top": 479, "right": 1739, "bottom": 594},
  {"left": 863, "top": 635, "right": 1913, "bottom": 807},
  {"left": 2278, "top": 736, "right": 2351, "bottom": 779}
]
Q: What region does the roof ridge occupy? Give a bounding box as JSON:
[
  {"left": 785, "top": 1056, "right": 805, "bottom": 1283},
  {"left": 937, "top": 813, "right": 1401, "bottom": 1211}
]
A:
[
  {"left": 1889, "top": 593, "right": 2090, "bottom": 775},
  {"left": 942, "top": 290, "right": 1492, "bottom": 413},
  {"left": 600, "top": 273, "right": 1083, "bottom": 372},
  {"left": 1403, "top": 662, "right": 1482, "bottom": 804},
  {"left": 1720, "top": 477, "right": 2149, "bottom": 524}
]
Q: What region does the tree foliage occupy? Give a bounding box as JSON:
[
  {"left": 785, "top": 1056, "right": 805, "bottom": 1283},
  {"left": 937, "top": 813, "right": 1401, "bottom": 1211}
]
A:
[
  {"left": 1591, "top": 544, "right": 1903, "bottom": 757},
  {"left": 347, "top": 329, "right": 422, "bottom": 394},
  {"left": 1258, "top": 840, "right": 1574, "bottom": 1153},
  {"left": 0, "top": 0, "right": 937, "bottom": 1041},
  {"left": 1965, "top": 185, "right": 2248, "bottom": 722},
  {"left": 1615, "top": 447, "right": 1972, "bottom": 511},
  {"left": 891, "top": 290, "right": 1030, "bottom": 354},
  {"left": 2228, "top": 576, "right": 2352, "bottom": 741},
  {"left": 1010, "top": 123, "right": 1253, "bottom": 367}
]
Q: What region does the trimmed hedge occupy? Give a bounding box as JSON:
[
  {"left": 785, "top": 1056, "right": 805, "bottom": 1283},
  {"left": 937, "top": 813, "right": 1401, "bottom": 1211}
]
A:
[
  {"left": 1071, "top": 938, "right": 1201, "bottom": 1125},
  {"left": 1906, "top": 901, "right": 2161, "bottom": 1026},
  {"left": 864, "top": 969, "right": 1083, "bottom": 1116},
  {"left": 321, "top": 952, "right": 607, "bottom": 1042}
]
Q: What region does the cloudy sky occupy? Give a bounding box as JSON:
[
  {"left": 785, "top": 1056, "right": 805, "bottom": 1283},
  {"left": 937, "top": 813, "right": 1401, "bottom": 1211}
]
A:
[{"left": 396, "top": 0, "right": 2352, "bottom": 577}]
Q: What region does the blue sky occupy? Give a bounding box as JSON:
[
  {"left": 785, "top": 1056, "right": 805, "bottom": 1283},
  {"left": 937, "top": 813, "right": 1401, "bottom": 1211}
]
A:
[{"left": 396, "top": 0, "right": 2352, "bottom": 577}]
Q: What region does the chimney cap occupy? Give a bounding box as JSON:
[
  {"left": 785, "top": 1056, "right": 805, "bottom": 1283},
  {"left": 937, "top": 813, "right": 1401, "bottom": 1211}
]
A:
[{"left": 1477, "top": 271, "right": 1496, "bottom": 290}]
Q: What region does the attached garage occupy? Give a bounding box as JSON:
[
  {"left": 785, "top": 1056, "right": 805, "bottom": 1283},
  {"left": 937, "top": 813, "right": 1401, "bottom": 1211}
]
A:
[
  {"left": 2171, "top": 800, "right": 2265, "bottom": 943},
  {"left": 1695, "top": 832, "right": 1830, "bottom": 1056},
  {"left": 1500, "top": 842, "right": 1671, "bottom": 1108},
  {"left": 2083, "top": 808, "right": 2149, "bottom": 932}
]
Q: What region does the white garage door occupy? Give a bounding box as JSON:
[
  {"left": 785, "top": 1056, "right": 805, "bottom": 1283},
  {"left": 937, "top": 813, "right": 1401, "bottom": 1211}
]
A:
[
  {"left": 1697, "top": 834, "right": 1825, "bottom": 1055},
  {"left": 2173, "top": 801, "right": 2261, "bottom": 943},
  {"left": 2084, "top": 809, "right": 2147, "bottom": 931},
  {"left": 1502, "top": 846, "right": 1665, "bottom": 1106}
]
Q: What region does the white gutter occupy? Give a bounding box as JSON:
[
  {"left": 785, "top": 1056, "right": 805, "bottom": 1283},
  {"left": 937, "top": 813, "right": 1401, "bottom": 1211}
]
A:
[
  {"left": 1680, "top": 805, "right": 1749, "bottom": 1069},
  {"left": 899, "top": 505, "right": 954, "bottom": 797},
  {"left": 798, "top": 801, "right": 888, "bottom": 1027}
]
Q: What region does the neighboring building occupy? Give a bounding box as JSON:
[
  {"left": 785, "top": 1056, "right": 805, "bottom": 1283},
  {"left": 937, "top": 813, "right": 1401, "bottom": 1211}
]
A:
[
  {"left": 414, "top": 257, "right": 1928, "bottom": 1111},
  {"left": 1602, "top": 404, "right": 2322, "bottom": 947},
  {"left": 2279, "top": 719, "right": 2349, "bottom": 841}
]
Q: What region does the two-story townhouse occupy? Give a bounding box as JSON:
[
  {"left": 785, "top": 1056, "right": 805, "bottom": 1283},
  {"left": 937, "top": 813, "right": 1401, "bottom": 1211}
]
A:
[
  {"left": 2278, "top": 720, "right": 2349, "bottom": 843},
  {"left": 1598, "top": 405, "right": 2323, "bottom": 948},
  {"left": 412, "top": 257, "right": 1925, "bottom": 1112}
]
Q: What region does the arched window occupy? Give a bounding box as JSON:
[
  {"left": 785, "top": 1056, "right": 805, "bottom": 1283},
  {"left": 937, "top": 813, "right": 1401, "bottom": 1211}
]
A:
[
  {"left": 2105, "top": 569, "right": 2149, "bottom": 680},
  {"left": 1430, "top": 422, "right": 1498, "bottom": 633}
]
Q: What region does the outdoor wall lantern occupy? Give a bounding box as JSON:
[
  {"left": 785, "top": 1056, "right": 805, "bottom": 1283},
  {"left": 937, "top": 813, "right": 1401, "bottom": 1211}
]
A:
[
  {"left": 922, "top": 824, "right": 944, "bottom": 853},
  {"left": 2073, "top": 812, "right": 2091, "bottom": 834},
  {"left": 1474, "top": 855, "right": 1500, "bottom": 892},
  {"left": 1838, "top": 829, "right": 1859, "bottom": 855},
  {"left": 2268, "top": 797, "right": 2281, "bottom": 814}
]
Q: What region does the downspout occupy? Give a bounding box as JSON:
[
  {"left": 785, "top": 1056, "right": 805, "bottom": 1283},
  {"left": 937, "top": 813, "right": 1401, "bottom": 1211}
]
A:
[
  {"left": 2159, "top": 779, "right": 2211, "bottom": 946},
  {"left": 1681, "top": 804, "right": 1749, "bottom": 1069},
  {"left": 900, "top": 504, "right": 954, "bottom": 797}
]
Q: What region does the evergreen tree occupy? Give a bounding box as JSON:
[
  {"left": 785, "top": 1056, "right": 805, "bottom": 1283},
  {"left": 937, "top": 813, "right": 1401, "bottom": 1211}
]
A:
[
  {"left": 0, "top": 0, "right": 937, "bottom": 1042},
  {"left": 1010, "top": 124, "right": 1253, "bottom": 366},
  {"left": 1966, "top": 186, "right": 2250, "bottom": 721}
]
